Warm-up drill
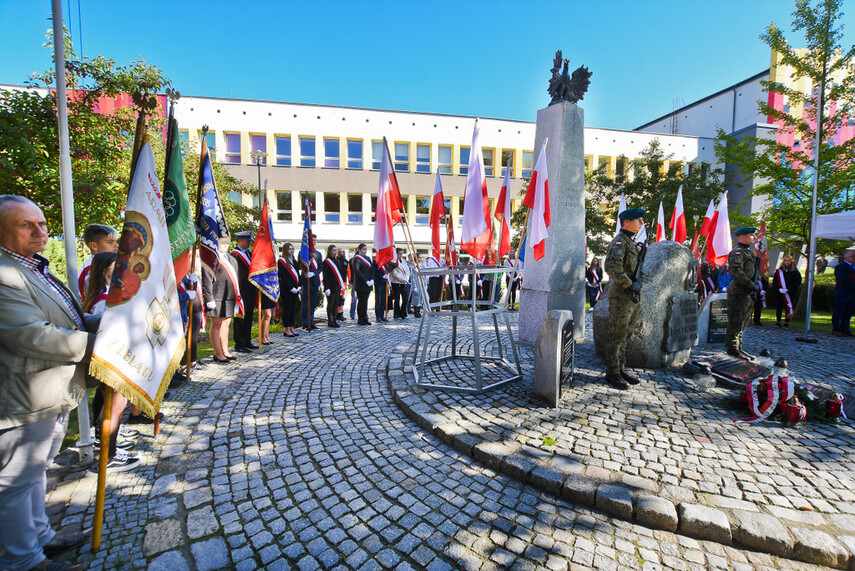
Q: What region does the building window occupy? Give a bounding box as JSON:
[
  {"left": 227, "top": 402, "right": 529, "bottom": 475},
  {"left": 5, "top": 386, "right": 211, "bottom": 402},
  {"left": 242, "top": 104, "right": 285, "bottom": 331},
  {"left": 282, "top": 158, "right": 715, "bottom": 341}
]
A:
[
  {"left": 415, "top": 196, "right": 430, "bottom": 224},
  {"left": 783, "top": 104, "right": 790, "bottom": 113},
  {"left": 459, "top": 147, "right": 470, "bottom": 175},
  {"left": 501, "top": 149, "right": 514, "bottom": 177},
  {"left": 199, "top": 130, "right": 216, "bottom": 159},
  {"left": 225, "top": 133, "right": 241, "bottom": 164},
  {"left": 275, "top": 136, "right": 291, "bottom": 166},
  {"left": 441, "top": 197, "right": 451, "bottom": 224},
  {"left": 522, "top": 150, "right": 533, "bottom": 178},
  {"left": 483, "top": 148, "right": 495, "bottom": 177},
  {"left": 700, "top": 162, "right": 710, "bottom": 179},
  {"left": 250, "top": 134, "right": 267, "bottom": 165},
  {"left": 228, "top": 191, "right": 241, "bottom": 204},
  {"left": 275, "top": 191, "right": 292, "bottom": 222},
  {"left": 584, "top": 156, "right": 591, "bottom": 172},
  {"left": 178, "top": 130, "right": 189, "bottom": 156},
  {"left": 416, "top": 144, "right": 431, "bottom": 173},
  {"left": 300, "top": 192, "right": 316, "bottom": 221},
  {"left": 616, "top": 156, "right": 628, "bottom": 180},
  {"left": 324, "top": 192, "right": 340, "bottom": 223},
  {"left": 372, "top": 140, "right": 383, "bottom": 170},
  {"left": 299, "top": 137, "right": 316, "bottom": 167},
  {"left": 394, "top": 142, "right": 409, "bottom": 172},
  {"left": 370, "top": 195, "right": 377, "bottom": 222},
  {"left": 347, "top": 193, "right": 363, "bottom": 223},
  {"left": 438, "top": 145, "right": 452, "bottom": 174},
  {"left": 598, "top": 156, "right": 611, "bottom": 177},
  {"left": 324, "top": 138, "right": 340, "bottom": 168},
  {"left": 347, "top": 139, "right": 363, "bottom": 169},
  {"left": 668, "top": 161, "right": 682, "bottom": 176}
]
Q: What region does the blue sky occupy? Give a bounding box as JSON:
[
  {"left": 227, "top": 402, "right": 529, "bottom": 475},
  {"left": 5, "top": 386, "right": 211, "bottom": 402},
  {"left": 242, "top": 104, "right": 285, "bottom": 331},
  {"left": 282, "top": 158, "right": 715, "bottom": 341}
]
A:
[{"left": 0, "top": 1, "right": 852, "bottom": 130}]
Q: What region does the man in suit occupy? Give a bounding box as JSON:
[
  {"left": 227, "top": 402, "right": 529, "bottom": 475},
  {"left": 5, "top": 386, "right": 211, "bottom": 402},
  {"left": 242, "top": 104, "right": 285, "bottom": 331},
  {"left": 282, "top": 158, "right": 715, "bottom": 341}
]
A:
[
  {"left": 230, "top": 230, "right": 257, "bottom": 352},
  {"left": 0, "top": 195, "right": 97, "bottom": 571},
  {"left": 833, "top": 249, "right": 855, "bottom": 337},
  {"left": 350, "top": 243, "right": 374, "bottom": 325},
  {"left": 300, "top": 236, "right": 323, "bottom": 331}
]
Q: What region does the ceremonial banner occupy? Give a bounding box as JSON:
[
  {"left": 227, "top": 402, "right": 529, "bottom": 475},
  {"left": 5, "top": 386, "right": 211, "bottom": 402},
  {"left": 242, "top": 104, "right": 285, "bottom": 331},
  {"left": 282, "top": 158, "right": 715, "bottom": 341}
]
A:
[
  {"left": 430, "top": 171, "right": 446, "bottom": 261},
  {"left": 523, "top": 138, "right": 551, "bottom": 260},
  {"left": 495, "top": 162, "right": 512, "bottom": 259},
  {"left": 195, "top": 142, "right": 229, "bottom": 273},
  {"left": 460, "top": 121, "right": 492, "bottom": 260},
  {"left": 89, "top": 142, "right": 186, "bottom": 417},
  {"left": 669, "top": 185, "right": 687, "bottom": 244},
  {"left": 754, "top": 219, "right": 769, "bottom": 276},
  {"left": 299, "top": 200, "right": 315, "bottom": 266},
  {"left": 249, "top": 195, "right": 280, "bottom": 302},
  {"left": 162, "top": 111, "right": 195, "bottom": 282}
]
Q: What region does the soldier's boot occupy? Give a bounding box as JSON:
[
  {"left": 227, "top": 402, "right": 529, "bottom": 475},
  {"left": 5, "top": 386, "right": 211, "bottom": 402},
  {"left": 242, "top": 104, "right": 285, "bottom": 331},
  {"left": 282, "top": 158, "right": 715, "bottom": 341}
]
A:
[
  {"left": 726, "top": 347, "right": 742, "bottom": 358},
  {"left": 620, "top": 370, "right": 641, "bottom": 385},
  {"left": 605, "top": 373, "right": 628, "bottom": 390}
]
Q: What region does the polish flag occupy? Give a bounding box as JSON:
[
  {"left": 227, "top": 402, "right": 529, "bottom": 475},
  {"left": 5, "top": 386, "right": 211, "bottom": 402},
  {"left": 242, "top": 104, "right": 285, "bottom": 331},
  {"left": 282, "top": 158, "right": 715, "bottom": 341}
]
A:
[
  {"left": 706, "top": 194, "right": 732, "bottom": 267},
  {"left": 381, "top": 137, "right": 404, "bottom": 225},
  {"left": 460, "top": 121, "right": 492, "bottom": 261},
  {"left": 669, "top": 185, "right": 687, "bottom": 244},
  {"left": 700, "top": 199, "right": 715, "bottom": 237},
  {"left": 655, "top": 202, "right": 666, "bottom": 242},
  {"left": 690, "top": 228, "right": 700, "bottom": 259},
  {"left": 522, "top": 138, "right": 551, "bottom": 260},
  {"left": 494, "top": 161, "right": 512, "bottom": 259},
  {"left": 616, "top": 193, "right": 626, "bottom": 235},
  {"left": 429, "top": 171, "right": 446, "bottom": 261},
  {"left": 445, "top": 212, "right": 458, "bottom": 266},
  {"left": 374, "top": 139, "right": 398, "bottom": 268}
]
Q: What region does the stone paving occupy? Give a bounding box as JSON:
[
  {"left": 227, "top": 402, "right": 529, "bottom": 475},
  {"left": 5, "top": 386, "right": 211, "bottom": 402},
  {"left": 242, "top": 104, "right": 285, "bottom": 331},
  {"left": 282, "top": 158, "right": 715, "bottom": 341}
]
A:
[
  {"left": 391, "top": 310, "right": 855, "bottom": 569},
  {"left": 41, "top": 308, "right": 847, "bottom": 570}
]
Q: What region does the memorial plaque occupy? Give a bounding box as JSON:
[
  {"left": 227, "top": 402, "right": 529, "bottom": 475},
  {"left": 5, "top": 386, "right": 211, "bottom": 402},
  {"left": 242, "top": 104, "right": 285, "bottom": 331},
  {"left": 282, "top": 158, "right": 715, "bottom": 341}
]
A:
[
  {"left": 708, "top": 298, "right": 728, "bottom": 343},
  {"left": 664, "top": 294, "right": 699, "bottom": 353},
  {"left": 560, "top": 318, "right": 575, "bottom": 386}
]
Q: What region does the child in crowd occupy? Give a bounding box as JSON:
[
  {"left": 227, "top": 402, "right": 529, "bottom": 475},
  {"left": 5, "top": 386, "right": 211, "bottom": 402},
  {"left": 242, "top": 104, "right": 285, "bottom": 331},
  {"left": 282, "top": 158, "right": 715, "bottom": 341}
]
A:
[
  {"left": 79, "top": 224, "right": 119, "bottom": 295},
  {"left": 83, "top": 252, "right": 140, "bottom": 472}
]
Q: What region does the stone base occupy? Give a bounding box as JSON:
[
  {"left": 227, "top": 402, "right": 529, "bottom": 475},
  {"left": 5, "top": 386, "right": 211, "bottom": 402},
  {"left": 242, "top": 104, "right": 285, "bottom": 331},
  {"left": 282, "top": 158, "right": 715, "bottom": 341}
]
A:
[{"left": 533, "top": 310, "right": 573, "bottom": 407}]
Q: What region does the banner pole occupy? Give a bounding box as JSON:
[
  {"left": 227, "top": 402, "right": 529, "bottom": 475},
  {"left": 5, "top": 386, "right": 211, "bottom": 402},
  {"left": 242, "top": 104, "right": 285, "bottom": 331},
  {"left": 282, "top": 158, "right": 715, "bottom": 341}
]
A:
[
  {"left": 91, "top": 389, "right": 112, "bottom": 551},
  {"left": 258, "top": 293, "right": 262, "bottom": 351}
]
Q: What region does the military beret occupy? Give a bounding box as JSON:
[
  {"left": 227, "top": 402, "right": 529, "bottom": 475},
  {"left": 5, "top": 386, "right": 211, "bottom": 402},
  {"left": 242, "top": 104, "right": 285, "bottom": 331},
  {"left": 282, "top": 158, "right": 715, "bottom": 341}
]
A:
[
  {"left": 619, "top": 208, "right": 645, "bottom": 221},
  {"left": 735, "top": 227, "right": 756, "bottom": 236},
  {"left": 234, "top": 230, "right": 253, "bottom": 240}
]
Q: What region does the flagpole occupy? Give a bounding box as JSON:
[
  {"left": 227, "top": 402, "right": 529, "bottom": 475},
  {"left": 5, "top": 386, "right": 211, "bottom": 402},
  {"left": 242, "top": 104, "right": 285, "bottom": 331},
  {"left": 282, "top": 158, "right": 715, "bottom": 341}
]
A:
[{"left": 93, "top": 109, "right": 149, "bottom": 552}]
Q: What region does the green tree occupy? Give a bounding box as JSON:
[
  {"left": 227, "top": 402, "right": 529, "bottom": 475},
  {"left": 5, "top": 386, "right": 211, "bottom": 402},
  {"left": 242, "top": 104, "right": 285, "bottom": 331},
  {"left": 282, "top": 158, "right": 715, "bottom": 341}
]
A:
[
  {"left": 714, "top": 0, "right": 855, "bottom": 315},
  {"left": 585, "top": 140, "right": 728, "bottom": 256}
]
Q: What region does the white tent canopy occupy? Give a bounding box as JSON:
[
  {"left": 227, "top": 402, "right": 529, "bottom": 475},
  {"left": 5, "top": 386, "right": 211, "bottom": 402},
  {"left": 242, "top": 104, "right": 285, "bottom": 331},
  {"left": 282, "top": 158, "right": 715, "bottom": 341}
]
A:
[{"left": 815, "top": 210, "right": 855, "bottom": 242}]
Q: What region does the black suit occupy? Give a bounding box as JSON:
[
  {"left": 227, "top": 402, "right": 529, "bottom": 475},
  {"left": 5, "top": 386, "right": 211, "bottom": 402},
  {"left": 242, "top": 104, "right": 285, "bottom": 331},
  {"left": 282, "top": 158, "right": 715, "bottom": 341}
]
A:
[
  {"left": 351, "top": 255, "right": 373, "bottom": 324},
  {"left": 322, "top": 257, "right": 344, "bottom": 327},
  {"left": 231, "top": 248, "right": 256, "bottom": 349},
  {"left": 278, "top": 257, "right": 300, "bottom": 328}
]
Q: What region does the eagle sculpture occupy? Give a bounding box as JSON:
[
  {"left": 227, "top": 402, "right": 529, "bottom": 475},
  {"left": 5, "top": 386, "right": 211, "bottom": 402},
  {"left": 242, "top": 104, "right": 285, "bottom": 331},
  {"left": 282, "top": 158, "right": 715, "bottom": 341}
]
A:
[{"left": 548, "top": 50, "right": 592, "bottom": 105}]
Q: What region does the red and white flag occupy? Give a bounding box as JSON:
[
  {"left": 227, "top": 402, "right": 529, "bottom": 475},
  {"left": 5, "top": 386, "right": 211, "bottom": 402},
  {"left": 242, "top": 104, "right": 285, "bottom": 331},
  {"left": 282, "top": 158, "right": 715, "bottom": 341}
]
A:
[
  {"left": 374, "top": 139, "right": 398, "bottom": 268},
  {"left": 429, "top": 171, "right": 446, "bottom": 261},
  {"left": 445, "top": 212, "right": 458, "bottom": 266},
  {"left": 700, "top": 199, "right": 715, "bottom": 238},
  {"left": 494, "top": 161, "right": 512, "bottom": 259},
  {"left": 754, "top": 219, "right": 769, "bottom": 276},
  {"left": 690, "top": 228, "right": 700, "bottom": 259},
  {"left": 655, "top": 202, "right": 666, "bottom": 242},
  {"left": 381, "top": 137, "right": 405, "bottom": 226},
  {"left": 670, "top": 185, "right": 687, "bottom": 244},
  {"left": 522, "top": 138, "right": 551, "bottom": 260},
  {"left": 616, "top": 193, "right": 626, "bottom": 236},
  {"left": 706, "top": 194, "right": 732, "bottom": 267},
  {"left": 460, "top": 121, "right": 492, "bottom": 261}
]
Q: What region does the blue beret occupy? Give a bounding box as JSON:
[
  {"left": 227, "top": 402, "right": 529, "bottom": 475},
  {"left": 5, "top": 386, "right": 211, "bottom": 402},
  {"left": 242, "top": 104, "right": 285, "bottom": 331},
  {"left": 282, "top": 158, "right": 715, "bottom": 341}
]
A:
[{"left": 619, "top": 208, "right": 645, "bottom": 221}]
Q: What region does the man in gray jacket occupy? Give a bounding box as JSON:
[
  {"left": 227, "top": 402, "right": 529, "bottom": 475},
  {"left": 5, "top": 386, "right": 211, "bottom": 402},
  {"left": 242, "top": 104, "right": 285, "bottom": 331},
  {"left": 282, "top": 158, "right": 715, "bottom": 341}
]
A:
[{"left": 0, "top": 195, "right": 97, "bottom": 571}]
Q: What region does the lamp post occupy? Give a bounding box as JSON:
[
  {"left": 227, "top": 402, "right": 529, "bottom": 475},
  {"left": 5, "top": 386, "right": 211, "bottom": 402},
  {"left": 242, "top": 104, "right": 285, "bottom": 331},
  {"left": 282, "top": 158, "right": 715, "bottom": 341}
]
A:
[{"left": 251, "top": 149, "right": 267, "bottom": 191}]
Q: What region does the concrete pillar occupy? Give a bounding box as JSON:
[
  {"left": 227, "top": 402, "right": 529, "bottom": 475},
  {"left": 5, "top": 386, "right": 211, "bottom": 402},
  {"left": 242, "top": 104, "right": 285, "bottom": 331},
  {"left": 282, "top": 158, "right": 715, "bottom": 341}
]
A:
[{"left": 518, "top": 101, "right": 586, "bottom": 345}]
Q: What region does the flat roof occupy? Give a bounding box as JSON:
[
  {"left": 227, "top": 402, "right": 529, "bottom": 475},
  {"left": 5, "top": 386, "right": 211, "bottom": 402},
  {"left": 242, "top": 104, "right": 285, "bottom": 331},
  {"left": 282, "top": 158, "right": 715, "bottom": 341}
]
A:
[{"left": 633, "top": 69, "right": 769, "bottom": 131}]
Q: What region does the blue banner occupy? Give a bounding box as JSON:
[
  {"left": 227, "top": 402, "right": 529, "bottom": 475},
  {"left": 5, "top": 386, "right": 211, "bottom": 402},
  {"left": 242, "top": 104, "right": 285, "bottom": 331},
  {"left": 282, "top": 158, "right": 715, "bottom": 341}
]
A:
[{"left": 194, "top": 144, "right": 229, "bottom": 272}]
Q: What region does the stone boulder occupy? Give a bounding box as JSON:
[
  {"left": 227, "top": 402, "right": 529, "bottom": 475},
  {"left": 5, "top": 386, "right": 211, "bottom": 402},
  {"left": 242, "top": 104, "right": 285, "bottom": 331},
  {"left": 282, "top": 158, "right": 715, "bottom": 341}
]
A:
[{"left": 593, "top": 240, "right": 697, "bottom": 369}]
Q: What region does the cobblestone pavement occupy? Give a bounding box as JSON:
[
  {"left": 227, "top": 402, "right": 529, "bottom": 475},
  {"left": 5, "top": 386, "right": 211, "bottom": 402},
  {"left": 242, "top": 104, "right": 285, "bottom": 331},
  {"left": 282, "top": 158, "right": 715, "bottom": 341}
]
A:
[
  {"left": 44, "top": 311, "right": 840, "bottom": 570},
  {"left": 392, "top": 310, "right": 855, "bottom": 568}
]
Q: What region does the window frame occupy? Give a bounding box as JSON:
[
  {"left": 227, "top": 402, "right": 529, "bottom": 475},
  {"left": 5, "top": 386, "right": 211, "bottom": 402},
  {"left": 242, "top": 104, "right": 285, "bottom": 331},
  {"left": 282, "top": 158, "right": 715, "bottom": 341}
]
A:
[
  {"left": 275, "top": 135, "right": 292, "bottom": 167},
  {"left": 275, "top": 191, "right": 293, "bottom": 222},
  {"left": 437, "top": 145, "right": 452, "bottom": 175},
  {"left": 347, "top": 139, "right": 363, "bottom": 170},
  {"left": 323, "top": 137, "right": 341, "bottom": 169},
  {"left": 299, "top": 136, "right": 316, "bottom": 168},
  {"left": 415, "top": 143, "right": 431, "bottom": 174},
  {"left": 224, "top": 132, "right": 241, "bottom": 164},
  {"left": 394, "top": 141, "right": 410, "bottom": 172}
]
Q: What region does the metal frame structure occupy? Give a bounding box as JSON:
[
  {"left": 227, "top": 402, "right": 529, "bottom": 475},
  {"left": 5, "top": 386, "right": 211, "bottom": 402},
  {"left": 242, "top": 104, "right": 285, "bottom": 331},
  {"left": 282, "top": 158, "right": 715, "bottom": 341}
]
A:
[{"left": 412, "top": 264, "right": 522, "bottom": 393}]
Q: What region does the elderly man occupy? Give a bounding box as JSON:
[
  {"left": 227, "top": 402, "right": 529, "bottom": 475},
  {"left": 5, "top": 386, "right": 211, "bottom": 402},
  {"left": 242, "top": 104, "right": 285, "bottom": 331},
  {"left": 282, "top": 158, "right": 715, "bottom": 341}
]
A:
[{"left": 0, "top": 196, "right": 96, "bottom": 571}]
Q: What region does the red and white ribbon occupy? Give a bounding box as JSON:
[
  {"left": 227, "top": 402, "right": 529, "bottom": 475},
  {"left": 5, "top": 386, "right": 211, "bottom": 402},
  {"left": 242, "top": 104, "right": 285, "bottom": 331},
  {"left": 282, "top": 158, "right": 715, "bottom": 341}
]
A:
[
  {"left": 776, "top": 268, "right": 793, "bottom": 315},
  {"left": 220, "top": 252, "right": 245, "bottom": 318},
  {"left": 325, "top": 258, "right": 346, "bottom": 295},
  {"left": 734, "top": 374, "right": 780, "bottom": 424}
]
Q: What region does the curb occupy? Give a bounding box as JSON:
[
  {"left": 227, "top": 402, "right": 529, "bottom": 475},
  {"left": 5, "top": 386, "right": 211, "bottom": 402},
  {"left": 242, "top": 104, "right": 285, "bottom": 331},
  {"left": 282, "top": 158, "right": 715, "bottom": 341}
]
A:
[{"left": 386, "top": 346, "right": 855, "bottom": 570}]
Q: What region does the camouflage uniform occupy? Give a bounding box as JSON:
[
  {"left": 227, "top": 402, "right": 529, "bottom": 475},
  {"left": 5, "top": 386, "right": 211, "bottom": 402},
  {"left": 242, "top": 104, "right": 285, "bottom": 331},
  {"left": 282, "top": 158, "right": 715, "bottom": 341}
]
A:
[
  {"left": 603, "top": 229, "right": 641, "bottom": 376},
  {"left": 726, "top": 242, "right": 756, "bottom": 353}
]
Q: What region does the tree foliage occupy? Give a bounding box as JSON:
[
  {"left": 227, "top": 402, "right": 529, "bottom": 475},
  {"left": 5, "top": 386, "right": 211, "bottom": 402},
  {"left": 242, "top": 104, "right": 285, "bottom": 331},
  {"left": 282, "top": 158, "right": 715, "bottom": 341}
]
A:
[
  {"left": 714, "top": 0, "right": 855, "bottom": 257},
  {"left": 584, "top": 139, "right": 728, "bottom": 256},
  {"left": 0, "top": 28, "right": 258, "bottom": 239}
]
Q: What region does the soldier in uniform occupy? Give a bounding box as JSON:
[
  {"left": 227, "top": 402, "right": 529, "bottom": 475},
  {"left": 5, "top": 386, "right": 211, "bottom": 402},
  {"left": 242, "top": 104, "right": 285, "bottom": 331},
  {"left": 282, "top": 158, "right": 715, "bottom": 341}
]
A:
[
  {"left": 726, "top": 227, "right": 758, "bottom": 358},
  {"left": 603, "top": 208, "right": 645, "bottom": 390}
]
